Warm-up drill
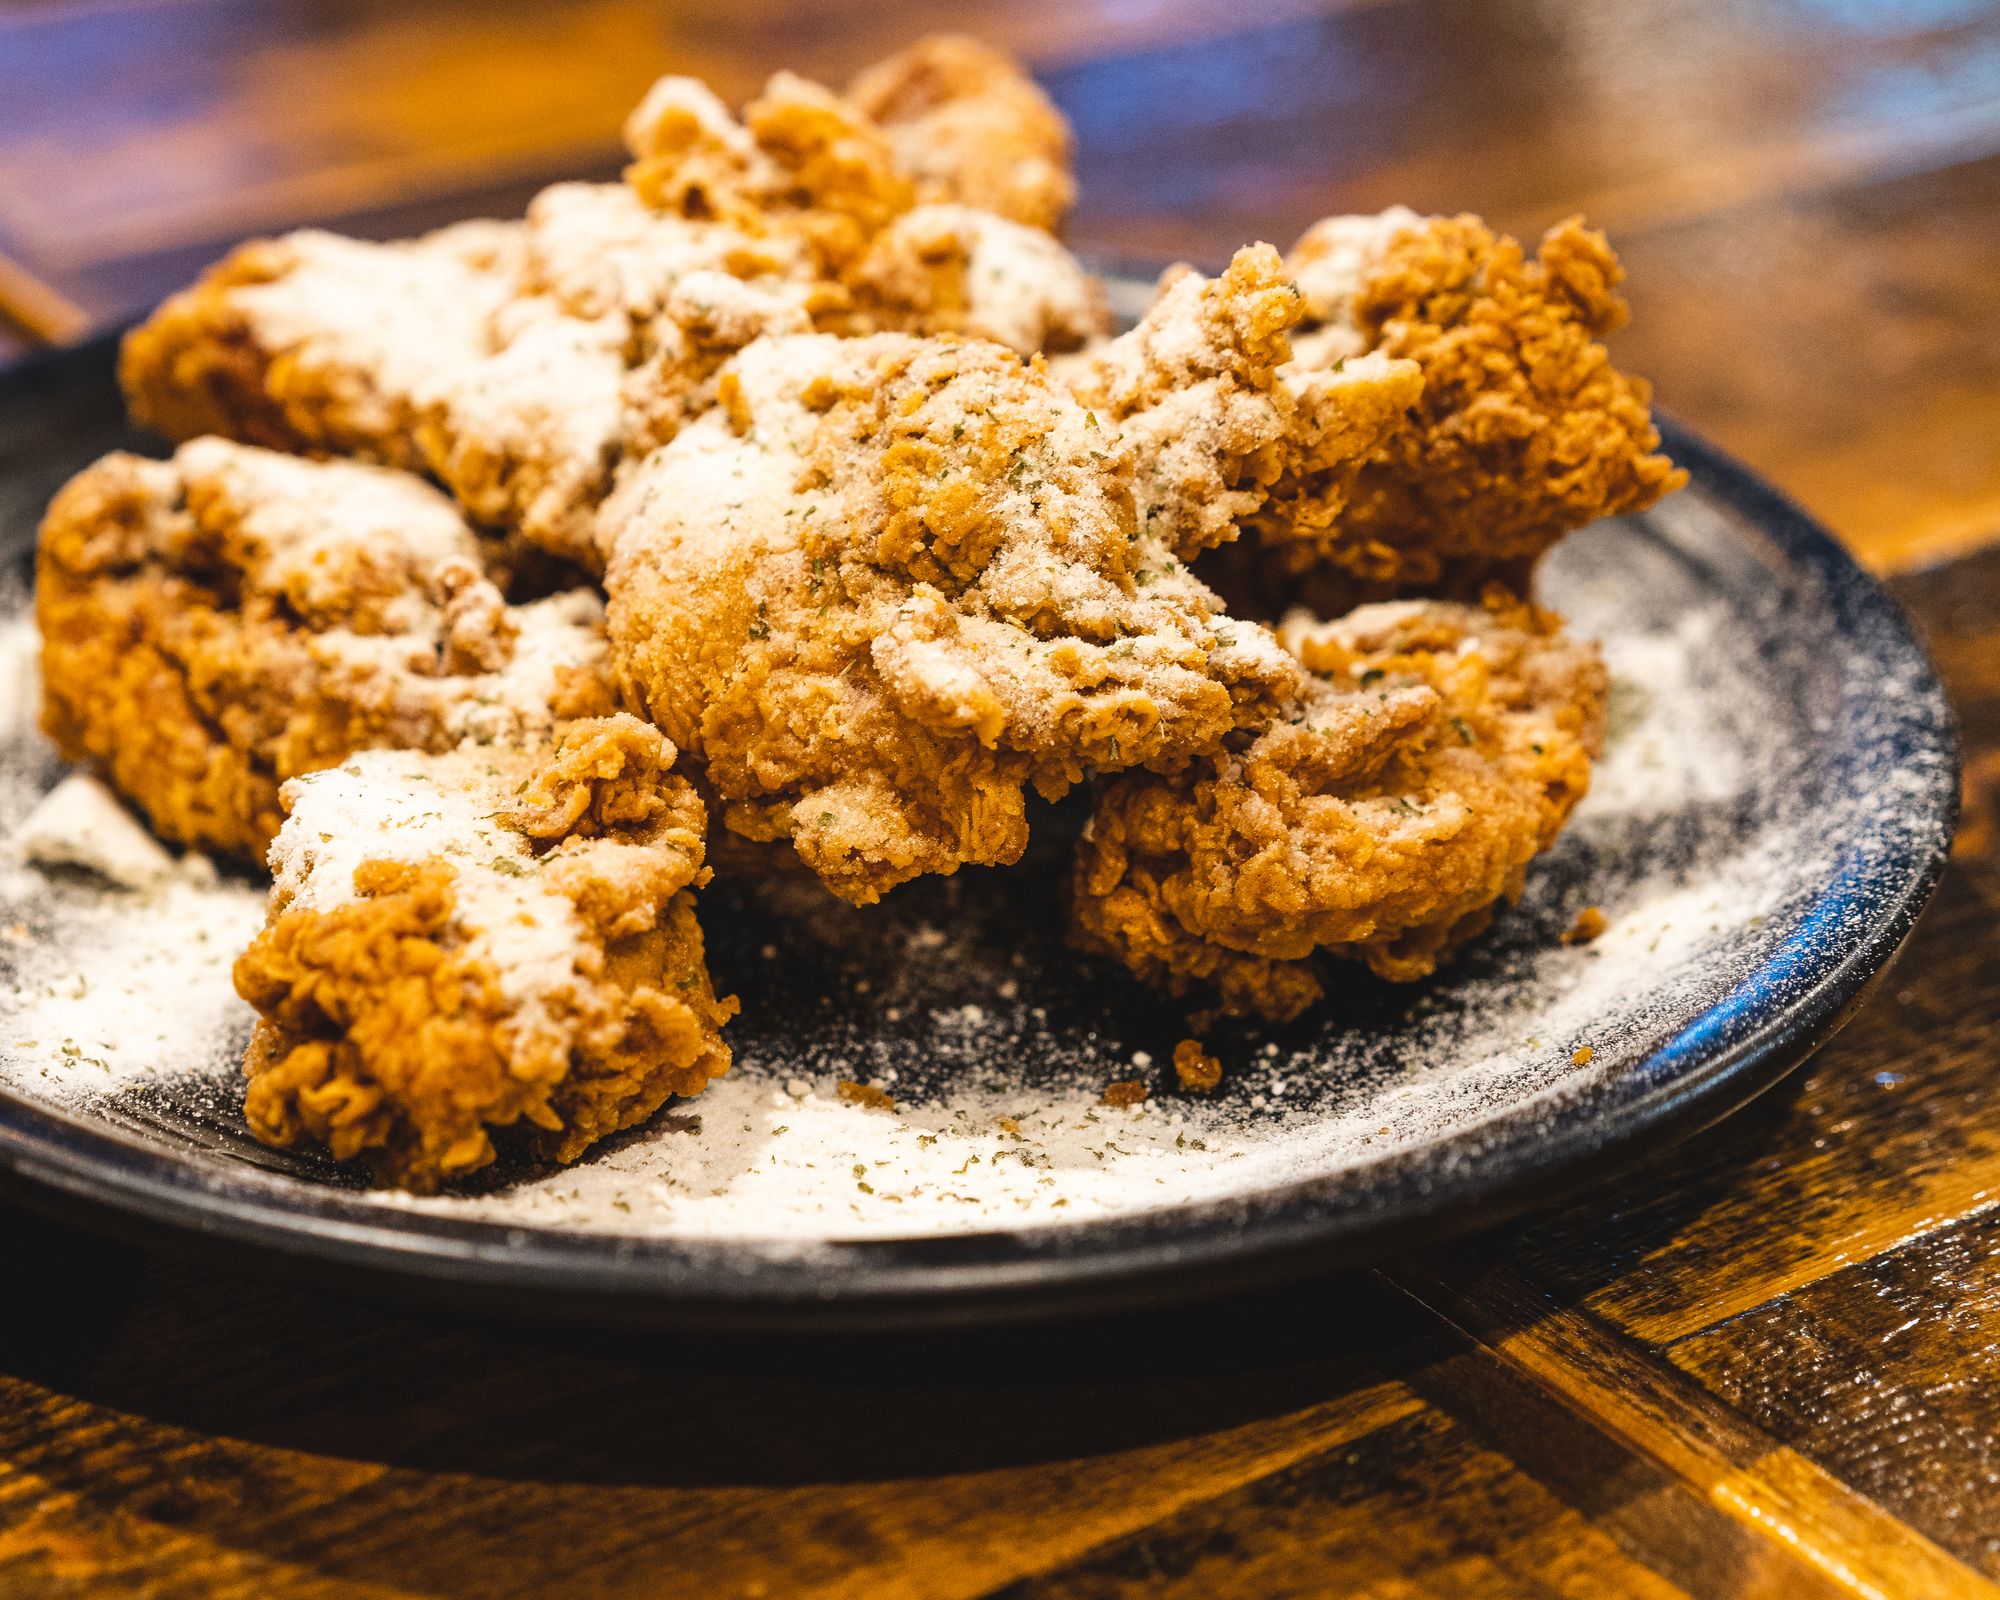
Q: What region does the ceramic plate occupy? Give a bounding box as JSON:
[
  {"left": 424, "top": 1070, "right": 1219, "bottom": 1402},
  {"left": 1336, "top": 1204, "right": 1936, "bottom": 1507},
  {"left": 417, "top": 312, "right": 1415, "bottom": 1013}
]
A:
[{"left": 0, "top": 322, "right": 1958, "bottom": 1329}]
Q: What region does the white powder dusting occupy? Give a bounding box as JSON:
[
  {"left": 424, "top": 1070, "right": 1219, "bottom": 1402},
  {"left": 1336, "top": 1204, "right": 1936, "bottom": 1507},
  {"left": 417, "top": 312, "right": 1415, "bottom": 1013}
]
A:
[
  {"left": 0, "top": 613, "right": 39, "bottom": 741},
  {"left": 272, "top": 746, "right": 587, "bottom": 1039},
  {"left": 0, "top": 873, "right": 265, "bottom": 1100},
  {"left": 13, "top": 774, "right": 177, "bottom": 889},
  {"left": 1286, "top": 205, "right": 1425, "bottom": 323}
]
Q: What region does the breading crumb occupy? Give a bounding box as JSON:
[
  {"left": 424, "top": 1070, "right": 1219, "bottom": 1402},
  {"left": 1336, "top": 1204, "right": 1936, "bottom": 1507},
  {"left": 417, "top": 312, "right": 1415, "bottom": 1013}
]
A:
[
  {"left": 1173, "top": 1038, "right": 1223, "bottom": 1093},
  {"left": 1562, "top": 906, "right": 1608, "bottom": 945}
]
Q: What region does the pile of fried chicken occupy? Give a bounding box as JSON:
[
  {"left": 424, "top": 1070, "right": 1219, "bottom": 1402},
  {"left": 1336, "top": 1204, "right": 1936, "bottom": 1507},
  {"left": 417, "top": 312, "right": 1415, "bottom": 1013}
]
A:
[{"left": 36, "top": 36, "right": 1682, "bottom": 1191}]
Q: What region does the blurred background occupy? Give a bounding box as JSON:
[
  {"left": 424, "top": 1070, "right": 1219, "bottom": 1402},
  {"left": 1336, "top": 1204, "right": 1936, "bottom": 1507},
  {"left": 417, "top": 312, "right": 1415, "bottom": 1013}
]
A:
[{"left": 0, "top": 0, "right": 1996, "bottom": 579}]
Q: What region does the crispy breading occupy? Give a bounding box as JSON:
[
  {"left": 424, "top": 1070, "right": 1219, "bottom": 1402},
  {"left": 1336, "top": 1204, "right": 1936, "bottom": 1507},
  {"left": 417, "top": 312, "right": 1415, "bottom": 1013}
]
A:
[
  {"left": 601, "top": 331, "right": 1301, "bottom": 904},
  {"left": 626, "top": 71, "right": 914, "bottom": 275},
  {"left": 1262, "top": 211, "right": 1686, "bottom": 589},
  {"left": 1070, "top": 593, "right": 1608, "bottom": 1020},
  {"left": 844, "top": 203, "right": 1107, "bottom": 354},
  {"left": 36, "top": 439, "right": 610, "bottom": 860},
  {"left": 119, "top": 220, "right": 523, "bottom": 469},
  {"left": 848, "top": 35, "right": 1076, "bottom": 231},
  {"left": 121, "top": 60, "right": 1108, "bottom": 573},
  {"left": 1057, "top": 245, "right": 1422, "bottom": 559},
  {"left": 236, "top": 715, "right": 735, "bottom": 1191}
]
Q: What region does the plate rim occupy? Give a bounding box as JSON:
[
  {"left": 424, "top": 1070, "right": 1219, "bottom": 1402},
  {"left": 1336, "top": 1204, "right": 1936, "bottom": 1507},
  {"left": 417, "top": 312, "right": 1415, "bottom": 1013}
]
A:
[{"left": 0, "top": 337, "right": 1962, "bottom": 1330}]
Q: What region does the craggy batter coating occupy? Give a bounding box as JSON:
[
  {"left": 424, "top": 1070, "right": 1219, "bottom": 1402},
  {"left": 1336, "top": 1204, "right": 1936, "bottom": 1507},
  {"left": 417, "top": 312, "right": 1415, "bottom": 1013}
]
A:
[
  {"left": 119, "top": 220, "right": 524, "bottom": 471},
  {"left": 845, "top": 204, "right": 1105, "bottom": 356},
  {"left": 847, "top": 35, "right": 1076, "bottom": 232},
  {"left": 119, "top": 50, "right": 1104, "bottom": 572},
  {"left": 625, "top": 70, "right": 913, "bottom": 277},
  {"left": 602, "top": 331, "right": 1302, "bottom": 904},
  {"left": 1071, "top": 593, "right": 1609, "bottom": 1021},
  {"left": 1263, "top": 210, "right": 1686, "bottom": 590},
  {"left": 236, "top": 715, "right": 735, "bottom": 1191},
  {"left": 1056, "top": 245, "right": 1421, "bottom": 559},
  {"left": 36, "top": 439, "right": 610, "bottom": 860}
]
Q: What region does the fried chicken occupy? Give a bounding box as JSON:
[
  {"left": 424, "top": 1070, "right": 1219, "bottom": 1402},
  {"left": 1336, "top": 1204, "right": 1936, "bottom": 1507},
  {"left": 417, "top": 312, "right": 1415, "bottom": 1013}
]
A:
[
  {"left": 845, "top": 203, "right": 1105, "bottom": 355},
  {"left": 119, "top": 51, "right": 1105, "bottom": 574},
  {"left": 236, "top": 714, "right": 735, "bottom": 1191},
  {"left": 1256, "top": 209, "right": 1685, "bottom": 591},
  {"left": 624, "top": 70, "right": 914, "bottom": 275},
  {"left": 119, "top": 220, "right": 524, "bottom": 471},
  {"left": 37, "top": 439, "right": 610, "bottom": 860},
  {"left": 1056, "top": 245, "right": 1421, "bottom": 559},
  {"left": 847, "top": 35, "right": 1076, "bottom": 232},
  {"left": 1070, "top": 592, "right": 1608, "bottom": 1021},
  {"left": 601, "top": 331, "right": 1301, "bottom": 904}
]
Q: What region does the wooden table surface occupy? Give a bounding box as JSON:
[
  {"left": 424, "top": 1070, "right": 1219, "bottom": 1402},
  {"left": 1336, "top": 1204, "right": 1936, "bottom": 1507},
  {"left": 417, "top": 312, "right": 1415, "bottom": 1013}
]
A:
[{"left": 2, "top": 2, "right": 1998, "bottom": 1595}]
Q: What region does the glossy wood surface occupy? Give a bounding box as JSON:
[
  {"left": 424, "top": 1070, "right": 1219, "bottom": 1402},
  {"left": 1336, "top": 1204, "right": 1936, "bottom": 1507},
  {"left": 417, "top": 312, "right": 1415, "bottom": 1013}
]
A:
[{"left": 1, "top": 2, "right": 1998, "bottom": 1594}]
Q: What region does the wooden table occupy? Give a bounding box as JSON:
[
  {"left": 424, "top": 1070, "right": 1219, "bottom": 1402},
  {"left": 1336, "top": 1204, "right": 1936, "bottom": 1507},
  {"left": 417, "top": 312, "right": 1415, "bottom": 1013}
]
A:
[{"left": 1, "top": 2, "right": 1998, "bottom": 1594}]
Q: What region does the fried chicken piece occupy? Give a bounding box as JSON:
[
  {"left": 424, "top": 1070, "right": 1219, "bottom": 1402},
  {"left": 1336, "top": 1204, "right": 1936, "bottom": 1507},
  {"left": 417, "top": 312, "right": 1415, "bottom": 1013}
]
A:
[
  {"left": 601, "top": 331, "right": 1301, "bottom": 904},
  {"left": 115, "top": 186, "right": 796, "bottom": 573},
  {"left": 1071, "top": 592, "right": 1608, "bottom": 1021},
  {"left": 1055, "top": 245, "right": 1421, "bottom": 559},
  {"left": 848, "top": 35, "right": 1076, "bottom": 232},
  {"left": 120, "top": 220, "right": 524, "bottom": 470},
  {"left": 620, "top": 74, "right": 1102, "bottom": 353},
  {"left": 1261, "top": 209, "right": 1686, "bottom": 589},
  {"left": 235, "top": 714, "right": 735, "bottom": 1191},
  {"left": 37, "top": 439, "right": 610, "bottom": 860}
]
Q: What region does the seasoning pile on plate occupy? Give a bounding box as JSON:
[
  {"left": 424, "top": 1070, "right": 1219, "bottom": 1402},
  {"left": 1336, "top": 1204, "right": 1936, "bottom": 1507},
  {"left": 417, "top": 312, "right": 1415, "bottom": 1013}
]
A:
[{"left": 32, "top": 34, "right": 1683, "bottom": 1191}]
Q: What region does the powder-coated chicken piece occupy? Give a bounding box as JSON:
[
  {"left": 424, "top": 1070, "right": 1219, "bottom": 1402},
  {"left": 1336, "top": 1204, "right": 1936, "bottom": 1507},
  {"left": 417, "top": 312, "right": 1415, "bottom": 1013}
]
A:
[
  {"left": 1070, "top": 593, "right": 1608, "bottom": 1021},
  {"left": 119, "top": 220, "right": 525, "bottom": 471},
  {"left": 36, "top": 439, "right": 610, "bottom": 860},
  {"left": 236, "top": 714, "right": 734, "bottom": 1191},
  {"left": 1056, "top": 244, "right": 1421, "bottom": 561},
  {"left": 601, "top": 331, "right": 1302, "bottom": 904},
  {"left": 1261, "top": 209, "right": 1686, "bottom": 593}
]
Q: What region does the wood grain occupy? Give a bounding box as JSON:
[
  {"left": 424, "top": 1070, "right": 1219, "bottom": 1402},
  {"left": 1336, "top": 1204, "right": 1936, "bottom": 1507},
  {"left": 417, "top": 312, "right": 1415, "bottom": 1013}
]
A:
[
  {"left": 1672, "top": 1215, "right": 2000, "bottom": 1581},
  {"left": 1387, "top": 1259, "right": 1995, "bottom": 1598},
  {"left": 1, "top": 1, "right": 1998, "bottom": 1595}
]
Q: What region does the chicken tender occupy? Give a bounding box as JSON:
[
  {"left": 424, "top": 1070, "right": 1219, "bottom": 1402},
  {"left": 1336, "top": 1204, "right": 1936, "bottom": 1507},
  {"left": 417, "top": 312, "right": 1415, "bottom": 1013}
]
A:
[
  {"left": 1057, "top": 245, "right": 1421, "bottom": 559},
  {"left": 1263, "top": 209, "right": 1685, "bottom": 590},
  {"left": 602, "top": 331, "right": 1302, "bottom": 904},
  {"left": 1071, "top": 593, "right": 1608, "bottom": 1021},
  {"left": 848, "top": 35, "right": 1076, "bottom": 232},
  {"left": 36, "top": 439, "right": 609, "bottom": 860},
  {"left": 235, "top": 714, "right": 735, "bottom": 1191}
]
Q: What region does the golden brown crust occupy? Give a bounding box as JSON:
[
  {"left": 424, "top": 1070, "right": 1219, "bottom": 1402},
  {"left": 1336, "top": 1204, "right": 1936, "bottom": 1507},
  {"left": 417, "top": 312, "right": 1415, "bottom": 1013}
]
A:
[
  {"left": 847, "top": 35, "right": 1076, "bottom": 232},
  {"left": 121, "top": 62, "right": 1106, "bottom": 572},
  {"left": 603, "top": 332, "right": 1301, "bottom": 904},
  {"left": 236, "top": 716, "right": 734, "bottom": 1191},
  {"left": 1055, "top": 246, "right": 1422, "bottom": 560},
  {"left": 119, "top": 222, "right": 523, "bottom": 470},
  {"left": 1070, "top": 592, "right": 1609, "bottom": 1020},
  {"left": 1261, "top": 213, "right": 1686, "bottom": 589},
  {"left": 842, "top": 204, "right": 1108, "bottom": 354},
  {"left": 35, "top": 441, "right": 608, "bottom": 860},
  {"left": 626, "top": 70, "right": 915, "bottom": 277}
]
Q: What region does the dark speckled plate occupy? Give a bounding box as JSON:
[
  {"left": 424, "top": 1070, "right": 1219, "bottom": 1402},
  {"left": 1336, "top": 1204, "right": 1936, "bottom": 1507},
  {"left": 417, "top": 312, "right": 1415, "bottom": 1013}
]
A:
[{"left": 0, "top": 320, "right": 1959, "bottom": 1331}]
